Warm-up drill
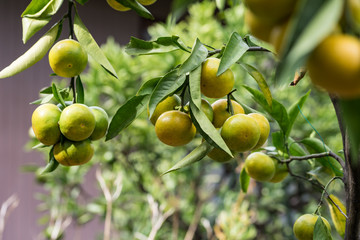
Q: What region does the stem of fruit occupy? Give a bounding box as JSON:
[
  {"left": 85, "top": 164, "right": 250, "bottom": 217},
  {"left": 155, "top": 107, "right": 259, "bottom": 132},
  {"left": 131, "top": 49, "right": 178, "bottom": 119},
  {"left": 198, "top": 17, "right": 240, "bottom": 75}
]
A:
[
  {"left": 179, "top": 76, "right": 189, "bottom": 112},
  {"left": 226, "top": 89, "right": 237, "bottom": 115},
  {"left": 314, "top": 176, "right": 345, "bottom": 216},
  {"left": 67, "top": 0, "right": 75, "bottom": 39}
]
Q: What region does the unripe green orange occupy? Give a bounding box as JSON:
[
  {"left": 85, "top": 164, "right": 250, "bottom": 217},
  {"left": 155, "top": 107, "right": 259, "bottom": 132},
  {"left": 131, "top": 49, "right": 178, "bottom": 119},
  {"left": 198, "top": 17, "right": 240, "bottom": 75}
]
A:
[
  {"left": 244, "top": 152, "right": 275, "bottom": 181},
  {"left": 212, "top": 99, "right": 244, "bottom": 128},
  {"left": 148, "top": 95, "right": 181, "bottom": 125},
  {"left": 248, "top": 113, "right": 270, "bottom": 150},
  {"left": 89, "top": 106, "right": 109, "bottom": 140},
  {"left": 293, "top": 214, "right": 331, "bottom": 240},
  {"left": 106, "top": 0, "right": 130, "bottom": 11},
  {"left": 54, "top": 139, "right": 94, "bottom": 166}
]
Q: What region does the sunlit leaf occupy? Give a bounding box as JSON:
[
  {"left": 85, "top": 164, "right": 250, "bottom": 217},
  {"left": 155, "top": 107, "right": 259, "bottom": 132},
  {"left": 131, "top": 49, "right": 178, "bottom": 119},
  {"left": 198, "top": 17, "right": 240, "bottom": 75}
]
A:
[
  {"left": 327, "top": 194, "right": 346, "bottom": 238},
  {"left": 0, "top": 22, "right": 61, "bottom": 79},
  {"left": 218, "top": 32, "right": 249, "bottom": 76},
  {"left": 73, "top": 12, "right": 118, "bottom": 79},
  {"left": 22, "top": 17, "right": 51, "bottom": 44},
  {"left": 178, "top": 38, "right": 208, "bottom": 76},
  {"left": 161, "top": 141, "right": 213, "bottom": 175},
  {"left": 115, "top": 0, "right": 154, "bottom": 20}
]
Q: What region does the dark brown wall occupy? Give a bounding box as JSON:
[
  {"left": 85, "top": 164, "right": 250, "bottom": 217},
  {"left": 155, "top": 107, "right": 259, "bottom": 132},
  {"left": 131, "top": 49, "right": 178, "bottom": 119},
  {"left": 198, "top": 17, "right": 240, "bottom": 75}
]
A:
[{"left": 0, "top": 0, "right": 170, "bottom": 239}]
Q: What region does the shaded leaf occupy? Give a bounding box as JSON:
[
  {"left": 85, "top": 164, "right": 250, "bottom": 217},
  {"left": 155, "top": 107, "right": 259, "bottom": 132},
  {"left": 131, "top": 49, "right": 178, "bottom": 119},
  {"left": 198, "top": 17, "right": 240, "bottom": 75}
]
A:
[
  {"left": 75, "top": 76, "right": 84, "bottom": 104},
  {"left": 240, "top": 167, "right": 250, "bottom": 193},
  {"left": 51, "top": 83, "right": 66, "bottom": 107},
  {"left": 327, "top": 194, "right": 346, "bottom": 238},
  {"left": 276, "top": 0, "right": 343, "bottom": 86},
  {"left": 161, "top": 141, "right": 213, "bottom": 175},
  {"left": 106, "top": 95, "right": 149, "bottom": 140},
  {"left": 178, "top": 38, "right": 208, "bottom": 76},
  {"left": 137, "top": 77, "right": 161, "bottom": 96},
  {"left": 189, "top": 66, "right": 202, "bottom": 109},
  {"left": 314, "top": 216, "right": 333, "bottom": 240},
  {"left": 231, "top": 92, "right": 257, "bottom": 114},
  {"left": 243, "top": 85, "right": 289, "bottom": 134},
  {"left": 241, "top": 63, "right": 272, "bottom": 107},
  {"left": 189, "top": 100, "right": 233, "bottom": 157},
  {"left": 286, "top": 90, "right": 310, "bottom": 137},
  {"left": 0, "top": 22, "right": 61, "bottom": 79},
  {"left": 126, "top": 36, "right": 189, "bottom": 55},
  {"left": 148, "top": 70, "right": 186, "bottom": 118},
  {"left": 300, "top": 138, "right": 343, "bottom": 176},
  {"left": 73, "top": 12, "right": 118, "bottom": 79},
  {"left": 76, "top": 0, "right": 89, "bottom": 5},
  {"left": 40, "top": 149, "right": 59, "bottom": 175},
  {"left": 218, "top": 32, "right": 249, "bottom": 76},
  {"left": 115, "top": 0, "right": 154, "bottom": 20}
]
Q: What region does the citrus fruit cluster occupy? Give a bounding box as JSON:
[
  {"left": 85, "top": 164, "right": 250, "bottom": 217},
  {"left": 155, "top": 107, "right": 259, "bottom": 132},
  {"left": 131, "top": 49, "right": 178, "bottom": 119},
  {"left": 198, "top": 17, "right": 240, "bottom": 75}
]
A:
[
  {"left": 244, "top": 0, "right": 360, "bottom": 98},
  {"left": 49, "top": 39, "right": 88, "bottom": 78},
  {"left": 32, "top": 103, "right": 109, "bottom": 166},
  {"left": 106, "top": 0, "right": 157, "bottom": 12}
]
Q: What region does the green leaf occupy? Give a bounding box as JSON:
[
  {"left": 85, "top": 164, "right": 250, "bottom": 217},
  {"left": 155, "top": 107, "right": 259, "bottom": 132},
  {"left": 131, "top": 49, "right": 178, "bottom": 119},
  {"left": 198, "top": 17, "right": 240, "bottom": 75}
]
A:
[
  {"left": 178, "top": 38, "right": 208, "bottom": 76},
  {"left": 22, "top": 17, "right": 51, "bottom": 44},
  {"left": 189, "top": 100, "right": 233, "bottom": 157},
  {"left": 73, "top": 12, "right": 118, "bottom": 79},
  {"left": 148, "top": 70, "right": 186, "bottom": 118},
  {"left": 0, "top": 22, "right": 61, "bottom": 79},
  {"left": 276, "top": 0, "right": 343, "bottom": 86},
  {"left": 76, "top": 0, "right": 89, "bottom": 5},
  {"left": 51, "top": 83, "right": 66, "bottom": 107},
  {"left": 314, "top": 216, "right": 333, "bottom": 240},
  {"left": 218, "top": 32, "right": 249, "bottom": 76},
  {"left": 40, "top": 148, "right": 59, "bottom": 175},
  {"left": 22, "top": 0, "right": 51, "bottom": 17},
  {"left": 126, "top": 36, "right": 189, "bottom": 55},
  {"left": 137, "top": 77, "right": 161, "bottom": 96},
  {"left": 241, "top": 63, "right": 272, "bottom": 107},
  {"left": 231, "top": 92, "right": 258, "bottom": 114},
  {"left": 272, "top": 131, "right": 307, "bottom": 157},
  {"left": 215, "top": 0, "right": 226, "bottom": 10},
  {"left": 300, "top": 138, "right": 343, "bottom": 176},
  {"left": 243, "top": 85, "right": 289, "bottom": 134},
  {"left": 75, "top": 76, "right": 84, "bottom": 104},
  {"left": 240, "top": 167, "right": 250, "bottom": 193},
  {"left": 115, "top": 0, "right": 154, "bottom": 20},
  {"left": 339, "top": 98, "right": 360, "bottom": 164},
  {"left": 106, "top": 95, "right": 149, "bottom": 140},
  {"left": 243, "top": 34, "right": 274, "bottom": 51},
  {"left": 161, "top": 141, "right": 213, "bottom": 175},
  {"left": 327, "top": 194, "right": 346, "bottom": 238},
  {"left": 286, "top": 90, "right": 310, "bottom": 137},
  {"left": 189, "top": 66, "right": 202, "bottom": 109}
]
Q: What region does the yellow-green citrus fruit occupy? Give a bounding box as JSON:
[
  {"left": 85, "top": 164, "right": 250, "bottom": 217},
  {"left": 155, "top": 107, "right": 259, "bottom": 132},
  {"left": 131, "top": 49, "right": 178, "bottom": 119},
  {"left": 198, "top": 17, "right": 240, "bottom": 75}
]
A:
[
  {"left": 207, "top": 146, "right": 234, "bottom": 163},
  {"left": 59, "top": 104, "right": 95, "bottom": 141},
  {"left": 243, "top": 0, "right": 297, "bottom": 24},
  {"left": 349, "top": 0, "right": 360, "bottom": 27},
  {"left": 248, "top": 113, "right": 270, "bottom": 150},
  {"left": 106, "top": 0, "right": 130, "bottom": 11},
  {"left": 54, "top": 139, "right": 94, "bottom": 166},
  {"left": 307, "top": 34, "right": 360, "bottom": 98},
  {"left": 293, "top": 214, "right": 331, "bottom": 240},
  {"left": 155, "top": 110, "right": 196, "bottom": 146},
  {"left": 49, "top": 39, "right": 88, "bottom": 78},
  {"left": 31, "top": 104, "right": 62, "bottom": 145},
  {"left": 269, "top": 160, "right": 288, "bottom": 183},
  {"left": 221, "top": 114, "right": 260, "bottom": 152},
  {"left": 149, "top": 95, "right": 181, "bottom": 125},
  {"left": 200, "top": 99, "right": 214, "bottom": 122},
  {"left": 244, "top": 152, "right": 275, "bottom": 181},
  {"left": 244, "top": 10, "right": 275, "bottom": 42},
  {"left": 212, "top": 99, "right": 245, "bottom": 128},
  {"left": 201, "top": 58, "right": 235, "bottom": 98},
  {"left": 89, "top": 106, "right": 109, "bottom": 140},
  {"left": 138, "top": 0, "right": 157, "bottom": 5}
]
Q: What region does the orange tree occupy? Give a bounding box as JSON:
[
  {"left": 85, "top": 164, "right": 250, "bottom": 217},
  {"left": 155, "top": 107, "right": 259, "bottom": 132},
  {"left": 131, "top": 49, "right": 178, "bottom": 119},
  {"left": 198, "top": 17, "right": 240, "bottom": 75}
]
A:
[{"left": 0, "top": 0, "right": 359, "bottom": 239}]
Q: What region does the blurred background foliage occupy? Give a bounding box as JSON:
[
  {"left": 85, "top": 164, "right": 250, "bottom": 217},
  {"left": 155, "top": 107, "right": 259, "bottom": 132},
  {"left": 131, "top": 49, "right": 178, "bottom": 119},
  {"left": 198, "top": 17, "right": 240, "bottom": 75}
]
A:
[{"left": 27, "top": 1, "right": 343, "bottom": 239}]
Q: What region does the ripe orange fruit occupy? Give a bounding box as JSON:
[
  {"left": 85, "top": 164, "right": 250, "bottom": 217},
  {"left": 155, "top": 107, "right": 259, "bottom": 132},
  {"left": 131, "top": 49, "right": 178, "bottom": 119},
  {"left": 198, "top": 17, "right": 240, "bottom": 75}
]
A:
[
  {"left": 244, "top": 152, "right": 275, "bottom": 181},
  {"left": 138, "top": 0, "right": 157, "bottom": 5},
  {"left": 293, "top": 214, "right": 331, "bottom": 240},
  {"left": 54, "top": 139, "right": 94, "bottom": 166},
  {"left": 49, "top": 39, "right": 88, "bottom": 78},
  {"left": 248, "top": 113, "right": 270, "bottom": 150},
  {"left": 201, "top": 58, "right": 235, "bottom": 98},
  {"left": 221, "top": 114, "right": 260, "bottom": 152},
  {"left": 59, "top": 104, "right": 95, "bottom": 141},
  {"left": 106, "top": 0, "right": 130, "bottom": 11},
  {"left": 31, "top": 104, "right": 62, "bottom": 145},
  {"left": 148, "top": 95, "right": 181, "bottom": 125},
  {"left": 307, "top": 34, "right": 360, "bottom": 98},
  {"left": 212, "top": 99, "right": 244, "bottom": 128},
  {"left": 243, "top": 0, "right": 297, "bottom": 24},
  {"left": 155, "top": 110, "right": 196, "bottom": 146},
  {"left": 89, "top": 106, "right": 109, "bottom": 140},
  {"left": 269, "top": 160, "right": 288, "bottom": 183}
]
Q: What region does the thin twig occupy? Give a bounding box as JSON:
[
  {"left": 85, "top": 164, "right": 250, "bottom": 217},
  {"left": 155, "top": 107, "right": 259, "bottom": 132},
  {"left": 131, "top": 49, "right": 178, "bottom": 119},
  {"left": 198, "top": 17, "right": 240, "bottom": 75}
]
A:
[
  {"left": 0, "top": 195, "right": 19, "bottom": 240},
  {"left": 314, "top": 176, "right": 343, "bottom": 215}
]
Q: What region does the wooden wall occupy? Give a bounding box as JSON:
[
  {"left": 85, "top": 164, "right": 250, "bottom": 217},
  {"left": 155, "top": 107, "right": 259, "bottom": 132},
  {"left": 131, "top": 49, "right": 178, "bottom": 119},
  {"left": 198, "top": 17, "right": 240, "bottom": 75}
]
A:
[{"left": 0, "top": 0, "right": 171, "bottom": 239}]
